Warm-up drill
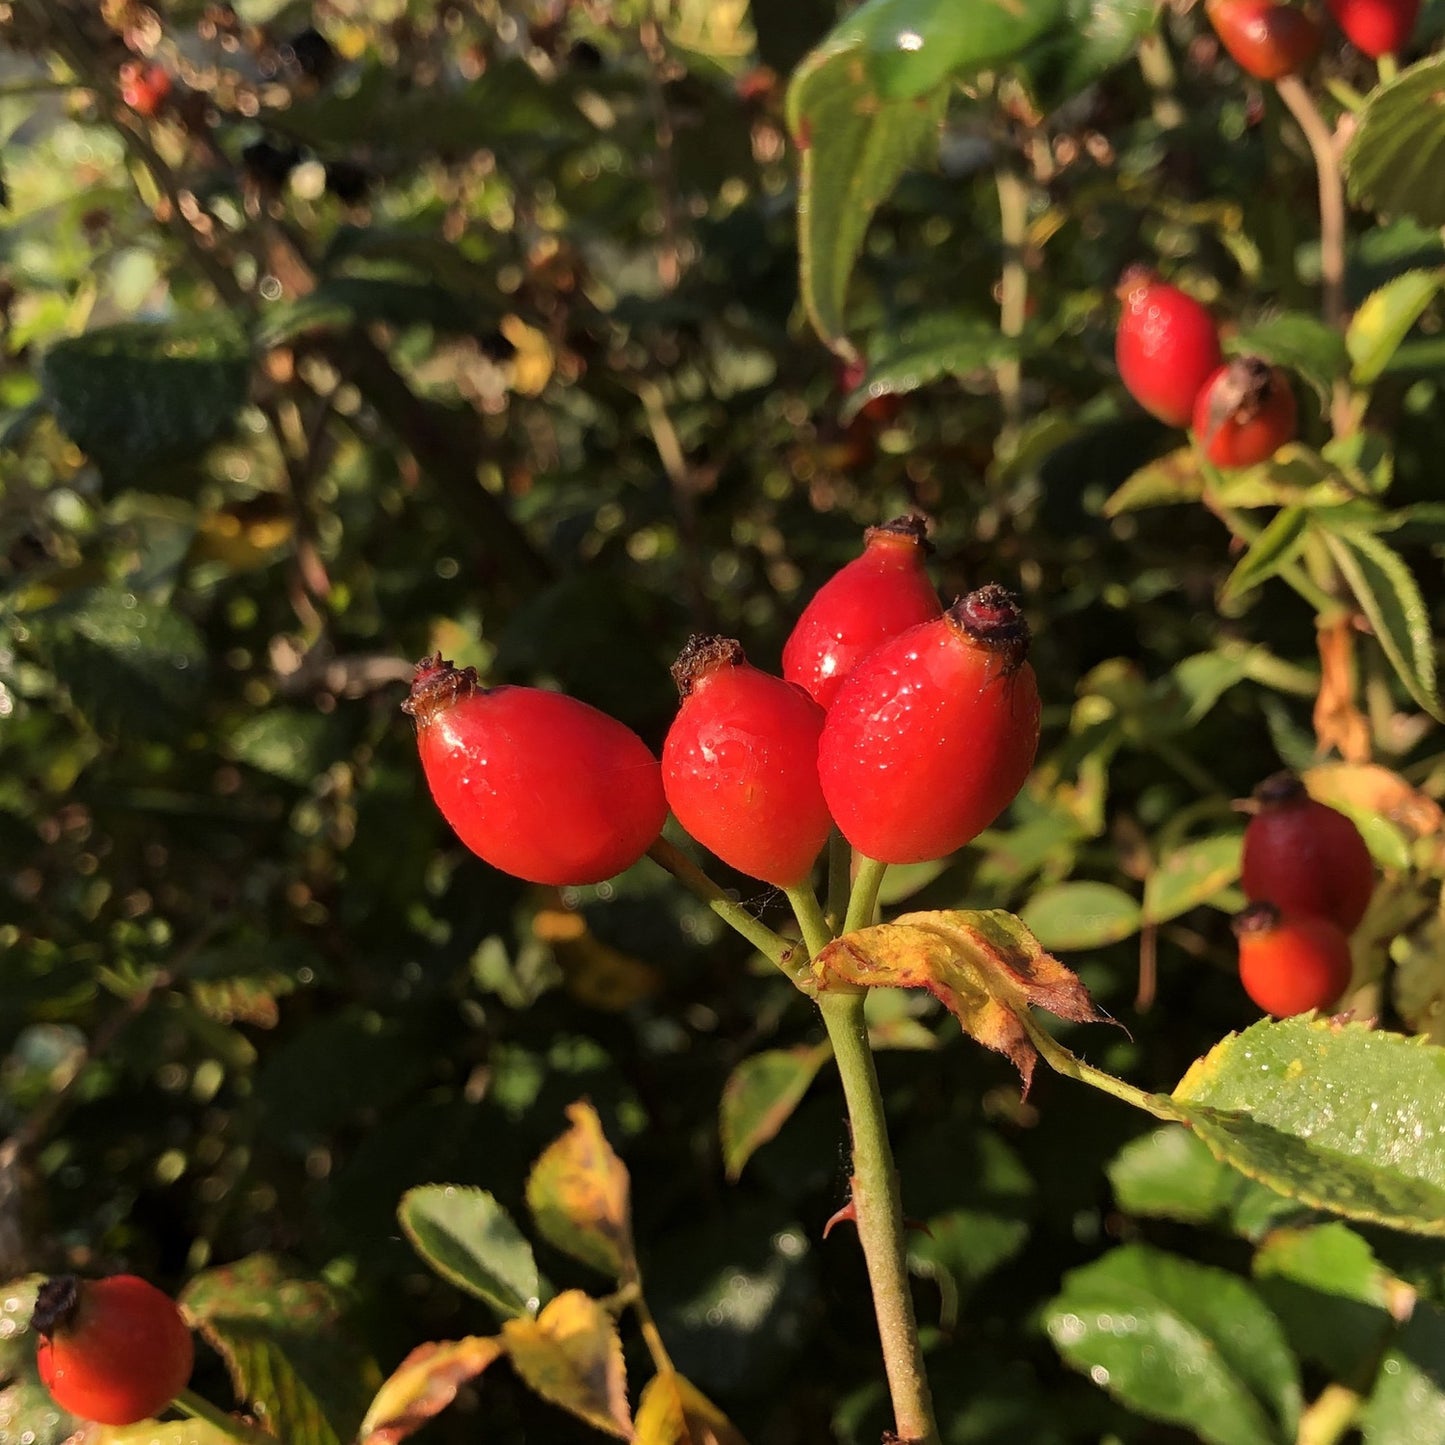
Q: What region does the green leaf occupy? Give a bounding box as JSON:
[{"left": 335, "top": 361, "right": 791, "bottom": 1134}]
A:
[
  {"left": 1012, "top": 0, "right": 1157, "bottom": 114},
  {"left": 841, "top": 314, "right": 1019, "bottom": 420},
  {"left": 1019, "top": 881, "right": 1142, "bottom": 951},
  {"left": 1046, "top": 1244, "right": 1301, "bottom": 1445},
  {"left": 720, "top": 1044, "right": 830, "bottom": 1181},
  {"left": 1220, "top": 507, "right": 1310, "bottom": 606},
  {"left": 1102, "top": 447, "right": 1204, "bottom": 515},
  {"left": 180, "top": 1255, "right": 379, "bottom": 1445},
  {"left": 1320, "top": 525, "right": 1441, "bottom": 719},
  {"left": 40, "top": 321, "right": 249, "bottom": 480},
  {"left": 398, "top": 1186, "right": 542, "bottom": 1320},
  {"left": 1141, "top": 833, "right": 1243, "bottom": 926},
  {"left": 1171, "top": 1017, "right": 1445, "bottom": 1237},
  {"left": 1230, "top": 312, "right": 1350, "bottom": 405},
  {"left": 257, "top": 279, "right": 498, "bottom": 348},
  {"left": 1345, "top": 55, "right": 1445, "bottom": 229},
  {"left": 1347, "top": 269, "right": 1445, "bottom": 385},
  {"left": 227, "top": 709, "right": 339, "bottom": 786},
  {"left": 1360, "top": 1301, "right": 1445, "bottom": 1444},
  {"left": 786, "top": 43, "right": 947, "bottom": 354}
]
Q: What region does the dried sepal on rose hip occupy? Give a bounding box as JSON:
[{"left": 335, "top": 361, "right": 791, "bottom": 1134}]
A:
[
  {"left": 1233, "top": 901, "right": 1353, "bottom": 1017},
  {"left": 1115, "top": 267, "right": 1224, "bottom": 427},
  {"left": 1206, "top": 0, "right": 1322, "bottom": 80},
  {"left": 1241, "top": 770, "right": 1375, "bottom": 934},
  {"left": 404, "top": 654, "right": 667, "bottom": 886},
  {"left": 782, "top": 513, "right": 942, "bottom": 710},
  {"left": 662, "top": 636, "right": 832, "bottom": 887},
  {"left": 818, "top": 585, "right": 1041, "bottom": 866},
  {"left": 33, "top": 1274, "right": 194, "bottom": 1426},
  {"left": 1192, "top": 356, "right": 1297, "bottom": 468}
]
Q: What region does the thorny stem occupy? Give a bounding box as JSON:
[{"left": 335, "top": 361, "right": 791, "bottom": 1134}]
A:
[{"left": 175, "top": 1388, "right": 273, "bottom": 1445}]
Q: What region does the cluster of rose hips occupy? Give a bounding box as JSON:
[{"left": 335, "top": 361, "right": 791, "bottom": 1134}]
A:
[
  {"left": 1115, "top": 267, "right": 1298, "bottom": 469},
  {"left": 1207, "top": 0, "right": 1420, "bottom": 80},
  {"left": 404, "top": 516, "right": 1040, "bottom": 893},
  {"left": 1233, "top": 771, "right": 1375, "bottom": 1015}
]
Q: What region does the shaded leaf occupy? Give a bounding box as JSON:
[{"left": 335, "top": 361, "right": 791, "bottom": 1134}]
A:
[
  {"left": 1220, "top": 507, "right": 1310, "bottom": 606},
  {"left": 1020, "top": 881, "right": 1142, "bottom": 951},
  {"left": 720, "top": 1044, "right": 830, "bottom": 1182},
  {"left": 526, "top": 1100, "right": 635, "bottom": 1280},
  {"left": 1345, "top": 55, "right": 1445, "bottom": 229},
  {"left": 814, "top": 910, "right": 1109, "bottom": 1092},
  {"left": 1047, "top": 1244, "right": 1301, "bottom": 1445},
  {"left": 1230, "top": 312, "right": 1350, "bottom": 405},
  {"left": 841, "top": 314, "right": 1019, "bottom": 420},
  {"left": 1360, "top": 1301, "right": 1445, "bottom": 1445},
  {"left": 1012, "top": 0, "right": 1157, "bottom": 114},
  {"left": 634, "top": 1370, "right": 748, "bottom": 1445},
  {"left": 1102, "top": 447, "right": 1203, "bottom": 515},
  {"left": 359, "top": 1337, "right": 503, "bottom": 1445},
  {"left": 397, "top": 1187, "right": 541, "bottom": 1319},
  {"left": 501, "top": 1290, "right": 631, "bottom": 1439},
  {"left": 1347, "top": 269, "right": 1445, "bottom": 385},
  {"left": 1141, "top": 833, "right": 1243, "bottom": 926}
]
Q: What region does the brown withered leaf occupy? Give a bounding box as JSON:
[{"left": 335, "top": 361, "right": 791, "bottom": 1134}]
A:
[
  {"left": 814, "top": 910, "right": 1110, "bottom": 1094},
  {"left": 1313, "top": 615, "right": 1371, "bottom": 763}
]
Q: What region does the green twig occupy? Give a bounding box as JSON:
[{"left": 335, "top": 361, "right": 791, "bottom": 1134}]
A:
[
  {"left": 826, "top": 832, "right": 852, "bottom": 934},
  {"left": 174, "top": 1388, "right": 272, "bottom": 1445},
  {"left": 844, "top": 855, "right": 889, "bottom": 936},
  {"left": 785, "top": 881, "right": 835, "bottom": 960},
  {"left": 1015, "top": 1009, "right": 1177, "bottom": 1120},
  {"left": 994, "top": 159, "right": 1031, "bottom": 440},
  {"left": 1376, "top": 53, "right": 1399, "bottom": 84}
]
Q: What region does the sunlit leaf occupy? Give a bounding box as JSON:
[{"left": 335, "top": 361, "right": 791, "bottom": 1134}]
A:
[
  {"left": 359, "top": 1337, "right": 503, "bottom": 1444},
  {"left": 397, "top": 1187, "right": 541, "bottom": 1319}
]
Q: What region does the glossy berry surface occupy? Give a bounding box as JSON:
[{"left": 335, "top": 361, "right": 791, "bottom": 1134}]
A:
[
  {"left": 1207, "top": 0, "right": 1322, "bottom": 79},
  {"left": 1326, "top": 0, "right": 1420, "bottom": 56},
  {"left": 34, "top": 1274, "right": 193, "bottom": 1426},
  {"left": 782, "top": 515, "right": 942, "bottom": 710},
  {"left": 404, "top": 656, "right": 666, "bottom": 886},
  {"left": 1234, "top": 903, "right": 1353, "bottom": 1016},
  {"left": 1193, "top": 357, "right": 1297, "bottom": 468},
  {"left": 818, "top": 586, "right": 1041, "bottom": 865},
  {"left": 118, "top": 61, "right": 172, "bottom": 117},
  {"left": 1115, "top": 268, "right": 1223, "bottom": 426},
  {"left": 663, "top": 637, "right": 832, "bottom": 886},
  {"left": 1241, "top": 771, "right": 1375, "bottom": 933}
]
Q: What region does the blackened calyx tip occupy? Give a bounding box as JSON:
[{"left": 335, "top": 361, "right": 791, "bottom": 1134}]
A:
[{"left": 671, "top": 635, "right": 745, "bottom": 699}]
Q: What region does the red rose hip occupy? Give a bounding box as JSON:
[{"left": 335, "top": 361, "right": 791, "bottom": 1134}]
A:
[
  {"left": 818, "top": 585, "right": 1041, "bottom": 866},
  {"left": 782, "top": 514, "right": 942, "bottom": 710},
  {"left": 1207, "top": 0, "right": 1322, "bottom": 79},
  {"left": 1326, "top": 0, "right": 1420, "bottom": 57},
  {"left": 1192, "top": 356, "right": 1297, "bottom": 468},
  {"left": 1234, "top": 903, "right": 1353, "bottom": 1016},
  {"left": 662, "top": 637, "right": 832, "bottom": 887},
  {"left": 119, "top": 60, "right": 173, "bottom": 117},
  {"left": 1115, "top": 268, "right": 1223, "bottom": 427},
  {"left": 1241, "top": 770, "right": 1375, "bottom": 933},
  {"left": 34, "top": 1274, "right": 194, "bottom": 1426},
  {"left": 404, "top": 655, "right": 667, "bottom": 886}
]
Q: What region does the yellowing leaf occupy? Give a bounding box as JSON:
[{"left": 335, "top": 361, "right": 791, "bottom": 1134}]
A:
[
  {"left": 501, "top": 1290, "right": 632, "bottom": 1438},
  {"left": 500, "top": 315, "right": 553, "bottom": 396},
  {"left": 526, "top": 1101, "right": 636, "bottom": 1279},
  {"left": 635, "top": 1369, "right": 748, "bottom": 1445},
  {"left": 360, "top": 1337, "right": 502, "bottom": 1444},
  {"left": 814, "top": 910, "right": 1109, "bottom": 1093}
]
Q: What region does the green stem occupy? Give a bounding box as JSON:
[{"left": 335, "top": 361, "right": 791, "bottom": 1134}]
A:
[
  {"left": 785, "top": 882, "right": 835, "bottom": 960},
  {"left": 844, "top": 855, "right": 889, "bottom": 936},
  {"left": 1137, "top": 29, "right": 1186, "bottom": 130},
  {"left": 1376, "top": 53, "right": 1399, "bottom": 84},
  {"left": 994, "top": 159, "right": 1031, "bottom": 441},
  {"left": 175, "top": 1389, "right": 272, "bottom": 1445},
  {"left": 827, "top": 832, "right": 852, "bottom": 934},
  {"left": 646, "top": 838, "right": 801, "bottom": 979},
  {"left": 1015, "top": 1009, "right": 1176, "bottom": 1120},
  {"left": 817, "top": 990, "right": 939, "bottom": 1445}
]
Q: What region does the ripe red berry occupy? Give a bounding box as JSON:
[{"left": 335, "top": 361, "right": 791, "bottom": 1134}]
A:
[
  {"left": 403, "top": 655, "right": 667, "bottom": 886},
  {"left": 1326, "top": 0, "right": 1420, "bottom": 57},
  {"left": 817, "top": 585, "right": 1041, "bottom": 866},
  {"left": 1207, "top": 0, "right": 1323, "bottom": 79},
  {"left": 1241, "top": 771, "right": 1375, "bottom": 934},
  {"left": 34, "top": 1275, "right": 193, "bottom": 1426},
  {"left": 782, "top": 515, "right": 942, "bottom": 710},
  {"left": 662, "top": 637, "right": 832, "bottom": 887},
  {"left": 1233, "top": 902, "right": 1353, "bottom": 1016},
  {"left": 1192, "top": 357, "right": 1297, "bottom": 468},
  {"left": 1115, "top": 268, "right": 1223, "bottom": 427},
  {"left": 118, "top": 60, "right": 172, "bottom": 117}
]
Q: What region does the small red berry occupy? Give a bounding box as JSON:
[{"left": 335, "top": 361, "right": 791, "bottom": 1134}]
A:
[
  {"left": 34, "top": 1275, "right": 194, "bottom": 1426},
  {"left": 118, "top": 60, "right": 173, "bottom": 117},
  {"left": 817, "top": 585, "right": 1041, "bottom": 866},
  {"left": 782, "top": 514, "right": 942, "bottom": 710},
  {"left": 1192, "top": 356, "right": 1297, "bottom": 468},
  {"left": 1115, "top": 267, "right": 1224, "bottom": 427},
  {"left": 1234, "top": 902, "right": 1353, "bottom": 1016},
  {"left": 403, "top": 655, "right": 667, "bottom": 886},
  {"left": 1325, "top": 0, "right": 1420, "bottom": 57},
  {"left": 1241, "top": 770, "right": 1375, "bottom": 934},
  {"left": 662, "top": 637, "right": 832, "bottom": 887},
  {"left": 1206, "top": 0, "right": 1323, "bottom": 79}
]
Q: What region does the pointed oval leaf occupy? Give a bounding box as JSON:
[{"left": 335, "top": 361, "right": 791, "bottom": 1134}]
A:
[
  {"left": 720, "top": 1044, "right": 831, "bottom": 1182},
  {"left": 397, "top": 1186, "right": 541, "bottom": 1319},
  {"left": 1321, "top": 526, "right": 1441, "bottom": 719},
  {"left": 635, "top": 1370, "right": 748, "bottom": 1445},
  {"left": 1230, "top": 312, "right": 1350, "bottom": 405},
  {"left": 1172, "top": 1017, "right": 1445, "bottom": 1237},
  {"left": 1347, "top": 269, "right": 1445, "bottom": 385},
  {"left": 1345, "top": 55, "right": 1445, "bottom": 229},
  {"left": 500, "top": 1291, "right": 632, "bottom": 1439},
  {"left": 526, "top": 1101, "right": 635, "bottom": 1280},
  {"left": 1141, "top": 833, "right": 1243, "bottom": 926},
  {"left": 840, "top": 315, "right": 1020, "bottom": 420},
  {"left": 1360, "top": 1302, "right": 1445, "bottom": 1445},
  {"left": 1102, "top": 447, "right": 1204, "bottom": 516},
  {"left": 1220, "top": 507, "right": 1310, "bottom": 607},
  {"left": 1012, "top": 0, "right": 1157, "bottom": 114},
  {"left": 359, "top": 1337, "right": 503, "bottom": 1444},
  {"left": 1020, "top": 881, "right": 1142, "bottom": 951},
  {"left": 1047, "top": 1243, "right": 1301, "bottom": 1445}
]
